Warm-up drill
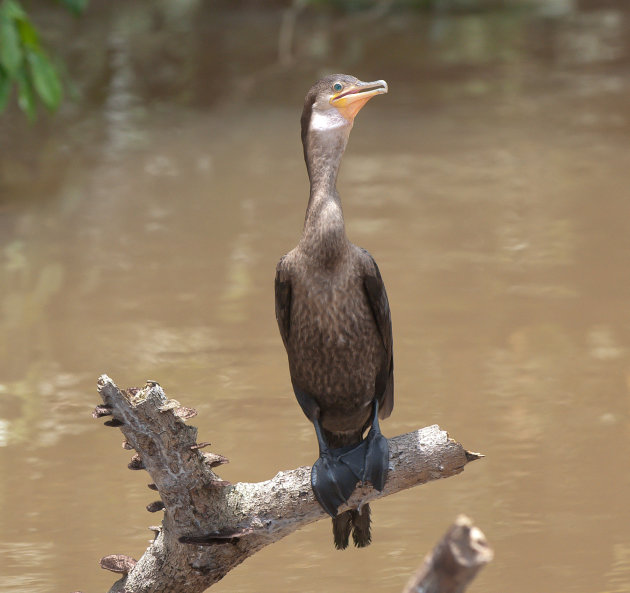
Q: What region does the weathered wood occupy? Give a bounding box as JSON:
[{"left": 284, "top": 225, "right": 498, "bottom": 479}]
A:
[
  {"left": 95, "top": 375, "right": 482, "bottom": 593},
  {"left": 402, "top": 515, "right": 493, "bottom": 593}
]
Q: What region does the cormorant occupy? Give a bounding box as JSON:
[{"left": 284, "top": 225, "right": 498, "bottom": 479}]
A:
[{"left": 275, "top": 74, "right": 393, "bottom": 549}]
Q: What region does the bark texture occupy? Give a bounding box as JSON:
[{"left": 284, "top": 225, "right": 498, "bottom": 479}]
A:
[
  {"left": 402, "top": 515, "right": 493, "bottom": 593},
  {"left": 94, "top": 375, "right": 482, "bottom": 593}
]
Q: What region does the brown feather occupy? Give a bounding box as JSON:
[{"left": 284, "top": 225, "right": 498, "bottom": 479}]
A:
[{"left": 274, "top": 74, "right": 393, "bottom": 547}]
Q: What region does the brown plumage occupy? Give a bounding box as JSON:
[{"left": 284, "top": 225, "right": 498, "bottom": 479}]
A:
[{"left": 275, "top": 75, "right": 393, "bottom": 549}]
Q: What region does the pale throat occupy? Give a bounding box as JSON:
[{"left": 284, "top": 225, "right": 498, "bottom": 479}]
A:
[
  {"left": 306, "top": 107, "right": 353, "bottom": 197},
  {"left": 309, "top": 107, "right": 350, "bottom": 133}
]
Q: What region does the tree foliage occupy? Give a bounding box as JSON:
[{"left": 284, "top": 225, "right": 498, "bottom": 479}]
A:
[{"left": 0, "top": 0, "right": 87, "bottom": 121}]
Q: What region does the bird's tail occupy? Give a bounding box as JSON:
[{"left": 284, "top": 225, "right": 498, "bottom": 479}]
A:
[{"left": 332, "top": 505, "right": 371, "bottom": 549}]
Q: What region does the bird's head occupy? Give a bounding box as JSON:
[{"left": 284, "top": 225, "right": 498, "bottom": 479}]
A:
[{"left": 301, "top": 74, "right": 388, "bottom": 143}]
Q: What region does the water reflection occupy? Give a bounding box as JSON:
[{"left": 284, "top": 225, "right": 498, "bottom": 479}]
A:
[
  {"left": 1, "top": 2, "right": 630, "bottom": 593},
  {"left": 0, "top": 542, "right": 54, "bottom": 593}
]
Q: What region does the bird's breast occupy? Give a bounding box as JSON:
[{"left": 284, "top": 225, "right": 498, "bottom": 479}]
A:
[
  {"left": 290, "top": 267, "right": 370, "bottom": 347},
  {"left": 286, "top": 261, "right": 384, "bottom": 432}
]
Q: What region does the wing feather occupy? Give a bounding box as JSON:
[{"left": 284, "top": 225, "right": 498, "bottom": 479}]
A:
[
  {"left": 274, "top": 256, "right": 292, "bottom": 348},
  {"left": 361, "top": 249, "right": 394, "bottom": 419}
]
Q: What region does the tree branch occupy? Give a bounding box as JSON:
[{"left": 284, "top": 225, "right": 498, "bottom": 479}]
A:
[
  {"left": 402, "top": 515, "right": 493, "bottom": 593},
  {"left": 93, "top": 375, "right": 482, "bottom": 593}
]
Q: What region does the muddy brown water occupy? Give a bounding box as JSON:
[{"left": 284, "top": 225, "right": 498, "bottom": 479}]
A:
[{"left": 1, "top": 2, "right": 630, "bottom": 592}]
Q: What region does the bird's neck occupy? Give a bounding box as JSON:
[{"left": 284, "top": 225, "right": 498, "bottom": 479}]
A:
[{"left": 301, "top": 121, "right": 352, "bottom": 265}]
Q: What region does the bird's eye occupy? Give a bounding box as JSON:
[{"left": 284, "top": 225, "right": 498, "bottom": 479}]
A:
[{"left": 333, "top": 82, "right": 343, "bottom": 92}]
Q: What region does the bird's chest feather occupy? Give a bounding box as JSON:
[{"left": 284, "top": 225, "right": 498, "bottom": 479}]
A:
[
  {"left": 285, "top": 258, "right": 383, "bottom": 424},
  {"left": 290, "top": 266, "right": 373, "bottom": 349}
]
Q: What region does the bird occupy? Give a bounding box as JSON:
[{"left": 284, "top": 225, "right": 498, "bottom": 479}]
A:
[{"left": 275, "top": 74, "right": 393, "bottom": 550}]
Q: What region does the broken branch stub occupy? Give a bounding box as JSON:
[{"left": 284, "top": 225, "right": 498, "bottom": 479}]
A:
[{"left": 402, "top": 515, "right": 493, "bottom": 593}]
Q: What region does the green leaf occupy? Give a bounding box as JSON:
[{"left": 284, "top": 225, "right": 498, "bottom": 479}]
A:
[
  {"left": 56, "top": 0, "right": 88, "bottom": 16},
  {"left": 0, "top": 0, "right": 76, "bottom": 120},
  {"left": 0, "top": 67, "right": 11, "bottom": 111},
  {"left": 0, "top": 9, "right": 23, "bottom": 76},
  {"left": 27, "top": 50, "right": 61, "bottom": 110},
  {"left": 16, "top": 67, "right": 36, "bottom": 120},
  {"left": 16, "top": 15, "right": 38, "bottom": 49},
  {"left": 1, "top": 0, "right": 27, "bottom": 21}
]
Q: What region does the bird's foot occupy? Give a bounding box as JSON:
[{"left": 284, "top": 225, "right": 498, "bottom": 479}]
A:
[
  {"left": 362, "top": 423, "right": 389, "bottom": 492},
  {"left": 311, "top": 448, "right": 362, "bottom": 517},
  {"left": 310, "top": 401, "right": 389, "bottom": 517},
  {"left": 311, "top": 433, "right": 388, "bottom": 517},
  {"left": 362, "top": 398, "right": 389, "bottom": 491}
]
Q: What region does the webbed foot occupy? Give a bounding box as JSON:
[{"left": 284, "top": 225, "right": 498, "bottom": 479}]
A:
[
  {"left": 311, "top": 450, "right": 361, "bottom": 517},
  {"left": 310, "top": 400, "right": 389, "bottom": 517},
  {"left": 362, "top": 422, "right": 389, "bottom": 491}
]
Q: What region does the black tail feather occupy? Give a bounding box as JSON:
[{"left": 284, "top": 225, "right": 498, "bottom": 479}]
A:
[
  {"left": 332, "top": 510, "right": 353, "bottom": 550},
  {"left": 332, "top": 505, "right": 372, "bottom": 549},
  {"left": 351, "top": 504, "right": 371, "bottom": 548}
]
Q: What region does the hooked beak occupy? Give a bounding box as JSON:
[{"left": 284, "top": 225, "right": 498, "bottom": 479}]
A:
[{"left": 330, "top": 79, "right": 388, "bottom": 121}]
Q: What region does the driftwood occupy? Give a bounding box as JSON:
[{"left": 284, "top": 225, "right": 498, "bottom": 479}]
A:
[
  {"left": 402, "top": 515, "right": 493, "bottom": 593},
  {"left": 93, "top": 375, "right": 482, "bottom": 593}
]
